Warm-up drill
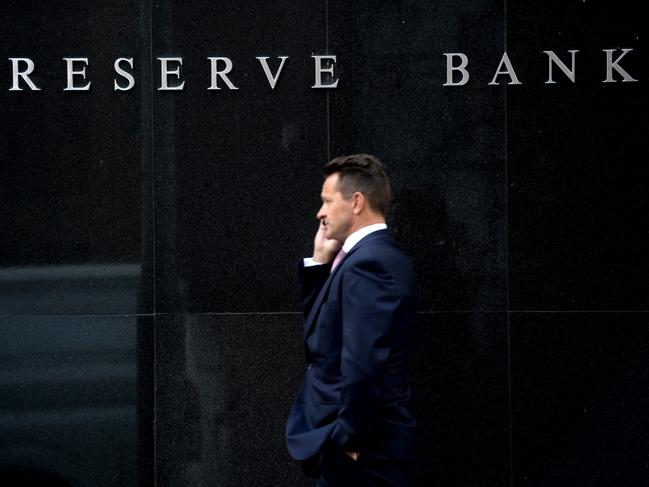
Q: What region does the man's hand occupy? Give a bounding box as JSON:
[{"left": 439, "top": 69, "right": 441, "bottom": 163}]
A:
[
  {"left": 313, "top": 220, "right": 342, "bottom": 264},
  {"left": 344, "top": 451, "right": 360, "bottom": 461}
]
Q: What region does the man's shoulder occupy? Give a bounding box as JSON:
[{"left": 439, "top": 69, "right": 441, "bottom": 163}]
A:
[
  {"left": 340, "top": 237, "right": 416, "bottom": 301},
  {"left": 346, "top": 234, "right": 414, "bottom": 280},
  {"left": 351, "top": 232, "right": 406, "bottom": 261}
]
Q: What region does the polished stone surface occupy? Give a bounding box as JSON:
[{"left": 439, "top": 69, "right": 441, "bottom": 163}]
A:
[
  {"left": 155, "top": 313, "right": 309, "bottom": 486},
  {"left": 0, "top": 315, "right": 146, "bottom": 486},
  {"left": 155, "top": 312, "right": 511, "bottom": 486},
  {"left": 0, "top": 1, "right": 151, "bottom": 315},
  {"left": 323, "top": 0, "right": 508, "bottom": 313},
  {"left": 411, "top": 312, "right": 510, "bottom": 486},
  {"left": 151, "top": 0, "right": 328, "bottom": 314},
  {"left": 1, "top": 1, "right": 647, "bottom": 486},
  {"left": 507, "top": 1, "right": 649, "bottom": 311},
  {"left": 511, "top": 313, "right": 649, "bottom": 486},
  {"left": 152, "top": 0, "right": 510, "bottom": 314}
]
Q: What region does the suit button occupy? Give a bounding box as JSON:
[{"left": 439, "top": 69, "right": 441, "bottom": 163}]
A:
[{"left": 307, "top": 363, "right": 313, "bottom": 370}]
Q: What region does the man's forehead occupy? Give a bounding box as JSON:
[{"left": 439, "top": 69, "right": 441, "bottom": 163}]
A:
[{"left": 322, "top": 173, "right": 339, "bottom": 193}]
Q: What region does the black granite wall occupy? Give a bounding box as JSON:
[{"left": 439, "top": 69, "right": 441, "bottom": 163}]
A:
[{"left": 1, "top": 1, "right": 647, "bottom": 486}]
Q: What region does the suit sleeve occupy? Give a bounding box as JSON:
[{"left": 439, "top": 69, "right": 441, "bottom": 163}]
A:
[
  {"left": 329, "top": 258, "right": 399, "bottom": 451},
  {"left": 298, "top": 259, "right": 332, "bottom": 319}
]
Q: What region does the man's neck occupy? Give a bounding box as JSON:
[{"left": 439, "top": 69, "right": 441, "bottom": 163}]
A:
[
  {"left": 346, "top": 216, "right": 385, "bottom": 237},
  {"left": 341, "top": 221, "right": 387, "bottom": 253}
]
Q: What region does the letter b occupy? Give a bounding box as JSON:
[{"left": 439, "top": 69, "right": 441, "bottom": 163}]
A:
[{"left": 443, "top": 53, "right": 469, "bottom": 86}]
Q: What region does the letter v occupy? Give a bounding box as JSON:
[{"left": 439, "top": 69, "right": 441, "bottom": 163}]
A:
[{"left": 256, "top": 56, "right": 289, "bottom": 89}]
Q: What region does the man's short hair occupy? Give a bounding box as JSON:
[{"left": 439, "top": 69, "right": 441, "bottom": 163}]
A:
[{"left": 322, "top": 154, "right": 391, "bottom": 215}]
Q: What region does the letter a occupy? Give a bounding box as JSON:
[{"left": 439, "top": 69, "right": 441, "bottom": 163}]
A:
[{"left": 488, "top": 52, "right": 521, "bottom": 85}]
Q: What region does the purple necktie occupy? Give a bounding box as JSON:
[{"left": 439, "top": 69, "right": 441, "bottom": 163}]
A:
[{"left": 330, "top": 248, "right": 347, "bottom": 273}]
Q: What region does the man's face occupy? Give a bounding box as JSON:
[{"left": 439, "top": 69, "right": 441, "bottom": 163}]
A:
[{"left": 317, "top": 173, "right": 354, "bottom": 242}]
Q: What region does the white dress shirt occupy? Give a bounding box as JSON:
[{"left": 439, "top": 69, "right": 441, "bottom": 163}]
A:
[{"left": 304, "top": 223, "right": 387, "bottom": 267}]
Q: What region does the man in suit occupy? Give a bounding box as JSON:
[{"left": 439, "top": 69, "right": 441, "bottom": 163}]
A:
[{"left": 286, "top": 154, "right": 417, "bottom": 486}]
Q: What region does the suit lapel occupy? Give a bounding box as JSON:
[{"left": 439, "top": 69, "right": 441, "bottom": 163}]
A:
[{"left": 303, "top": 229, "right": 390, "bottom": 340}]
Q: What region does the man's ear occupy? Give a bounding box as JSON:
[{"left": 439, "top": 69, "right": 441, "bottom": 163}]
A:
[{"left": 352, "top": 192, "right": 365, "bottom": 215}]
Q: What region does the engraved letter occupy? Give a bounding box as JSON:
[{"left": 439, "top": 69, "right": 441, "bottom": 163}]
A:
[
  {"left": 312, "top": 55, "right": 339, "bottom": 88},
  {"left": 64, "top": 57, "right": 91, "bottom": 91},
  {"left": 158, "top": 57, "right": 185, "bottom": 90},
  {"left": 603, "top": 48, "right": 637, "bottom": 83},
  {"left": 443, "top": 53, "right": 469, "bottom": 86},
  {"left": 544, "top": 50, "right": 578, "bottom": 84},
  {"left": 9, "top": 58, "right": 40, "bottom": 91},
  {"left": 488, "top": 52, "right": 521, "bottom": 85},
  {"left": 208, "top": 57, "right": 238, "bottom": 90},
  {"left": 256, "top": 56, "right": 289, "bottom": 89},
  {"left": 114, "top": 57, "right": 135, "bottom": 91}
]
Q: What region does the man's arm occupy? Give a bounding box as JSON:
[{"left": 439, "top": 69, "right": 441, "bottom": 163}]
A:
[
  {"left": 299, "top": 222, "right": 342, "bottom": 317},
  {"left": 329, "top": 257, "right": 399, "bottom": 451},
  {"left": 298, "top": 261, "right": 331, "bottom": 318}
]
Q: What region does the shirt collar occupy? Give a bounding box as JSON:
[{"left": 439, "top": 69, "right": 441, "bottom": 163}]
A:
[{"left": 342, "top": 223, "right": 387, "bottom": 253}]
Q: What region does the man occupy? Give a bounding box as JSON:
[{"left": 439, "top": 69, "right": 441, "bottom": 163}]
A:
[{"left": 285, "top": 154, "right": 417, "bottom": 486}]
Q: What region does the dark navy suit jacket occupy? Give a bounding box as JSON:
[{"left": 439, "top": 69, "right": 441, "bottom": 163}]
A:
[{"left": 285, "top": 229, "right": 416, "bottom": 463}]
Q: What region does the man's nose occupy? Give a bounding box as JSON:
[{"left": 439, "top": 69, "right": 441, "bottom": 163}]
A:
[{"left": 316, "top": 205, "right": 325, "bottom": 220}]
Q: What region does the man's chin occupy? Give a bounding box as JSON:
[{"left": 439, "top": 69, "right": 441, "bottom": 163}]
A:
[{"left": 326, "top": 232, "right": 342, "bottom": 243}]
